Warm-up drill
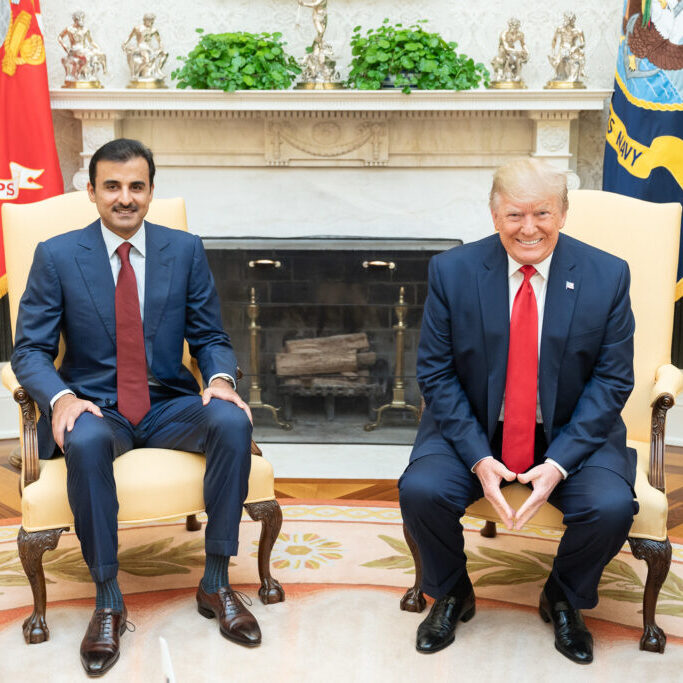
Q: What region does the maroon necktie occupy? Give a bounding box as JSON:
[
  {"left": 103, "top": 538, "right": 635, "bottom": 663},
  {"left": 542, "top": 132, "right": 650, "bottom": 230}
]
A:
[
  {"left": 502, "top": 265, "right": 538, "bottom": 473},
  {"left": 115, "top": 242, "right": 150, "bottom": 425}
]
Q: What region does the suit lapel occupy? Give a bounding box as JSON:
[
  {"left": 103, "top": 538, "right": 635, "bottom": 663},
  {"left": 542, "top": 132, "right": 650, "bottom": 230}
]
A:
[
  {"left": 75, "top": 222, "right": 116, "bottom": 344},
  {"left": 478, "top": 239, "right": 510, "bottom": 440},
  {"left": 143, "top": 223, "right": 174, "bottom": 362},
  {"left": 539, "top": 234, "right": 579, "bottom": 438}
]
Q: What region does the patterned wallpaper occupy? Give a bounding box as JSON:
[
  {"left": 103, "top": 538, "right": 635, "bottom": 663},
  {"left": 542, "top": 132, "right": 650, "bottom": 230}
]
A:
[{"left": 38, "top": 1, "right": 624, "bottom": 190}]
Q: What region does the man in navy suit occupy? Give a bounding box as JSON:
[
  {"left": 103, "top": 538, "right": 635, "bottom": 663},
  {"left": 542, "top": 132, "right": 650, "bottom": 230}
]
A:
[
  {"left": 12, "top": 139, "right": 260, "bottom": 676},
  {"left": 399, "top": 158, "right": 638, "bottom": 664}
]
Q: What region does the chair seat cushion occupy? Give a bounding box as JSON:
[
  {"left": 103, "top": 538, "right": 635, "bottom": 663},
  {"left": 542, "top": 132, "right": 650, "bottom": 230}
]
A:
[
  {"left": 22, "top": 449, "right": 275, "bottom": 532},
  {"left": 465, "top": 440, "right": 668, "bottom": 542}
]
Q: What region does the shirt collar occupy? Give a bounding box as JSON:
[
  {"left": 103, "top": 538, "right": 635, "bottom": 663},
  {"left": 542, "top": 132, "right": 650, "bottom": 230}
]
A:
[
  {"left": 507, "top": 251, "right": 553, "bottom": 281},
  {"left": 100, "top": 220, "right": 146, "bottom": 259}
]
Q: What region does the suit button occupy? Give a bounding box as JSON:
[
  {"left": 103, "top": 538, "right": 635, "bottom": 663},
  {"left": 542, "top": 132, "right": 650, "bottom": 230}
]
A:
[{"left": 105, "top": 399, "right": 113, "bottom": 406}]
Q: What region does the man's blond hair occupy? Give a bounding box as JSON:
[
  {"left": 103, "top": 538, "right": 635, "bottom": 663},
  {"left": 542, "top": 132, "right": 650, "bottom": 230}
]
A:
[{"left": 489, "top": 158, "right": 568, "bottom": 213}]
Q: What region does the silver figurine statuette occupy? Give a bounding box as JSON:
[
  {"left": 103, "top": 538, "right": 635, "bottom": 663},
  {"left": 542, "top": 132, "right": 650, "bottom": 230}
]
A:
[
  {"left": 122, "top": 13, "right": 169, "bottom": 89},
  {"left": 489, "top": 17, "right": 529, "bottom": 89},
  {"left": 295, "top": 0, "right": 343, "bottom": 89},
  {"left": 546, "top": 12, "right": 586, "bottom": 89},
  {"left": 58, "top": 11, "right": 107, "bottom": 88}
]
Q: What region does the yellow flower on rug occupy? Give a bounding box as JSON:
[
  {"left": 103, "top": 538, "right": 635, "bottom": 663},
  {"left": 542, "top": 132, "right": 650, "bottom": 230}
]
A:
[{"left": 252, "top": 532, "right": 344, "bottom": 570}]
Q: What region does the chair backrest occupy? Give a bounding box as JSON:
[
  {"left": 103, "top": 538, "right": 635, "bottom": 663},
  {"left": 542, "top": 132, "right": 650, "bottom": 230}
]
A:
[
  {"left": 1, "top": 191, "right": 196, "bottom": 378},
  {"left": 563, "top": 189, "right": 682, "bottom": 442},
  {"left": 2, "top": 191, "right": 188, "bottom": 335}
]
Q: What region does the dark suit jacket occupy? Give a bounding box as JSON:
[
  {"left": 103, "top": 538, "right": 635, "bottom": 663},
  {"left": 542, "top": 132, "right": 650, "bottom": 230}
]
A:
[
  {"left": 11, "top": 220, "right": 237, "bottom": 460},
  {"left": 411, "top": 232, "right": 637, "bottom": 485}
]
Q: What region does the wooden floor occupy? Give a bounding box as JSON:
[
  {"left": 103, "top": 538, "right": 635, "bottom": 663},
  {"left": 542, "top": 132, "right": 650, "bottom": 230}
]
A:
[{"left": 1, "top": 439, "right": 682, "bottom": 538}]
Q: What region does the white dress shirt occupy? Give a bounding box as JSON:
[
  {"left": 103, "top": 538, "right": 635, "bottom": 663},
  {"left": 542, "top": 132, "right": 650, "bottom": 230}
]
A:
[
  {"left": 473, "top": 251, "right": 568, "bottom": 479},
  {"left": 101, "top": 219, "right": 147, "bottom": 320},
  {"left": 50, "top": 221, "right": 234, "bottom": 409}
]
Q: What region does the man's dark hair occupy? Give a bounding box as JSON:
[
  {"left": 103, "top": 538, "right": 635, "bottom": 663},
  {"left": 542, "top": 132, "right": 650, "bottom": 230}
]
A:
[{"left": 88, "top": 138, "right": 156, "bottom": 187}]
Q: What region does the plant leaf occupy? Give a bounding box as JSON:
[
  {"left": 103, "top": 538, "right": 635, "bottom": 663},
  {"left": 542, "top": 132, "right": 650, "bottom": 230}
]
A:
[
  {"left": 377, "top": 535, "right": 411, "bottom": 556},
  {"left": 474, "top": 570, "right": 546, "bottom": 587},
  {"left": 361, "top": 555, "right": 414, "bottom": 570},
  {"left": 652, "top": 603, "right": 683, "bottom": 617},
  {"left": 598, "top": 589, "right": 644, "bottom": 603}
]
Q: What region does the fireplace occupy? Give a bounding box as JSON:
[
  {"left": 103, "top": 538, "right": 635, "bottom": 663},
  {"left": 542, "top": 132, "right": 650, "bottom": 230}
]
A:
[{"left": 205, "top": 238, "right": 460, "bottom": 445}]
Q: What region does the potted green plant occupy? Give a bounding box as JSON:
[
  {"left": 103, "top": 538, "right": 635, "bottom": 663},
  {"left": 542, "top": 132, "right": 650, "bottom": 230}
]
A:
[
  {"left": 172, "top": 29, "right": 301, "bottom": 91},
  {"left": 346, "top": 19, "right": 489, "bottom": 94}
]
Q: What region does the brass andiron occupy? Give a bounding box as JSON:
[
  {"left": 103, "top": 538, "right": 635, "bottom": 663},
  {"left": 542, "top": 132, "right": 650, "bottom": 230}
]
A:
[
  {"left": 365, "top": 286, "right": 420, "bottom": 431},
  {"left": 247, "top": 287, "right": 292, "bottom": 430}
]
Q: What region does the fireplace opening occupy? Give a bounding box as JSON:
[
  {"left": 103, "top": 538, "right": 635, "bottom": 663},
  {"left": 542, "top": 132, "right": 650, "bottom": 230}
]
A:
[{"left": 205, "top": 239, "right": 460, "bottom": 444}]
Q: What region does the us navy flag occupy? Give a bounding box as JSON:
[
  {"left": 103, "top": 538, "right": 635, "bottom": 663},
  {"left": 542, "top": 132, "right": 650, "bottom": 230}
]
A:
[{"left": 603, "top": 1, "right": 683, "bottom": 361}]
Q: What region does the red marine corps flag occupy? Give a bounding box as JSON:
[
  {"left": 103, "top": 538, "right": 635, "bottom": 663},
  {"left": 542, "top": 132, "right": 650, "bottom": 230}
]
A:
[{"left": 0, "top": 0, "right": 63, "bottom": 296}]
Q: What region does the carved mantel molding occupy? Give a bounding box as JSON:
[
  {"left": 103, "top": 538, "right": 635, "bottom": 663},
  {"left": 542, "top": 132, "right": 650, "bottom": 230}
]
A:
[{"left": 50, "top": 88, "right": 610, "bottom": 197}]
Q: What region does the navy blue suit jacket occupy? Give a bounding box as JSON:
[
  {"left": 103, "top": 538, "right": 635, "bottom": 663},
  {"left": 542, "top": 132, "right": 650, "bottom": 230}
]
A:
[
  {"left": 11, "top": 220, "right": 237, "bottom": 460},
  {"left": 411, "top": 232, "right": 637, "bottom": 486}
]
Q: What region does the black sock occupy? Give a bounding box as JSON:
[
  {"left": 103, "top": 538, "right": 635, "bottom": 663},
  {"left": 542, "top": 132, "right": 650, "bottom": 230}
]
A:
[
  {"left": 447, "top": 572, "right": 473, "bottom": 599},
  {"left": 544, "top": 573, "right": 567, "bottom": 603}
]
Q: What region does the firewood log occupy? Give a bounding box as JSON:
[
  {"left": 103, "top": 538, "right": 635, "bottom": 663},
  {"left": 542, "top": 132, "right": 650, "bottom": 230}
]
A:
[{"left": 284, "top": 333, "right": 369, "bottom": 354}]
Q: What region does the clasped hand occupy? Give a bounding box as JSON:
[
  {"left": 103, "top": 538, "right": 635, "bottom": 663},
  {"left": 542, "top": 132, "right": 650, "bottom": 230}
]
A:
[{"left": 473, "top": 457, "right": 563, "bottom": 531}]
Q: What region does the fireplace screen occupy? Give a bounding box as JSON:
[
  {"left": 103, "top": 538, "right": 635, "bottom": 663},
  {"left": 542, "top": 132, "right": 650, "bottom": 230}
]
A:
[{"left": 205, "top": 240, "right": 460, "bottom": 445}]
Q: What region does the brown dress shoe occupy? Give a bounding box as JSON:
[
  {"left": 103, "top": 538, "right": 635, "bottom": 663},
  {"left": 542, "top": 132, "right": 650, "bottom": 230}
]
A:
[
  {"left": 196, "top": 584, "right": 261, "bottom": 646},
  {"left": 80, "top": 606, "right": 128, "bottom": 677}
]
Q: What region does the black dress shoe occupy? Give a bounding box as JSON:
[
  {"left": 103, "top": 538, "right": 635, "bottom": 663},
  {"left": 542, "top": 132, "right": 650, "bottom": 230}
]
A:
[
  {"left": 539, "top": 589, "right": 593, "bottom": 664},
  {"left": 416, "top": 587, "right": 475, "bottom": 653},
  {"left": 80, "top": 605, "right": 128, "bottom": 677}
]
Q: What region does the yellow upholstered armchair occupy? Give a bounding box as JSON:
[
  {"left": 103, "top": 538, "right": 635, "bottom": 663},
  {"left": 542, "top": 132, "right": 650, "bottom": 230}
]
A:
[
  {"left": 400, "top": 190, "right": 683, "bottom": 653},
  {"left": 1, "top": 192, "right": 285, "bottom": 645}
]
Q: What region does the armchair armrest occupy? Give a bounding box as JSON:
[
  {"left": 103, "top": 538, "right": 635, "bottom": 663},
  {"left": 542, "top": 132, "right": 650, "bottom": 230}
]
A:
[
  {"left": 649, "top": 363, "right": 683, "bottom": 406},
  {"left": 1, "top": 362, "right": 40, "bottom": 488},
  {"left": 648, "top": 364, "right": 683, "bottom": 493},
  {"left": 1, "top": 361, "right": 20, "bottom": 393}
]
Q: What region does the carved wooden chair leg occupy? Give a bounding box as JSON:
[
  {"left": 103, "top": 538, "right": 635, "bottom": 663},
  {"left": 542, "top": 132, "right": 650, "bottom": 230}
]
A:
[
  {"left": 17, "top": 526, "right": 68, "bottom": 644},
  {"left": 186, "top": 514, "right": 202, "bottom": 532},
  {"left": 244, "top": 499, "right": 285, "bottom": 605},
  {"left": 400, "top": 524, "right": 426, "bottom": 612},
  {"left": 628, "top": 536, "right": 672, "bottom": 653},
  {"left": 480, "top": 520, "right": 497, "bottom": 538}
]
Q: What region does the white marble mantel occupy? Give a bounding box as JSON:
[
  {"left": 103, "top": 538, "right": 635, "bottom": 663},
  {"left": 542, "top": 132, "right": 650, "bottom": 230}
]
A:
[
  {"left": 52, "top": 88, "right": 611, "bottom": 243},
  {"left": 50, "top": 88, "right": 610, "bottom": 112}
]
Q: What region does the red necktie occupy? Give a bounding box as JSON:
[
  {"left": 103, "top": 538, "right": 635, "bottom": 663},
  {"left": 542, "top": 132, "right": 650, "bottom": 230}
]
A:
[
  {"left": 502, "top": 265, "right": 537, "bottom": 473},
  {"left": 115, "top": 242, "right": 150, "bottom": 425}
]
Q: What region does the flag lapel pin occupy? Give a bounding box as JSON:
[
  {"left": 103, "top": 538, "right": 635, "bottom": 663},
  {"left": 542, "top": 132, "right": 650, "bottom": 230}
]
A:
[{"left": 566, "top": 281, "right": 574, "bottom": 290}]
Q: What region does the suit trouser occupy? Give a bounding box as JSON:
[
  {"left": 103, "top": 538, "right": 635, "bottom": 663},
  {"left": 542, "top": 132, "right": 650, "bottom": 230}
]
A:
[
  {"left": 62, "top": 389, "right": 253, "bottom": 583},
  {"left": 399, "top": 425, "right": 638, "bottom": 610}
]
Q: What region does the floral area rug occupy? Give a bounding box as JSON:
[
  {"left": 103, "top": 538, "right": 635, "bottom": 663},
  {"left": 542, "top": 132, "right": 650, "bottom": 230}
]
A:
[
  {"left": 0, "top": 501, "right": 682, "bottom": 639},
  {"left": 1, "top": 586, "right": 681, "bottom": 683}
]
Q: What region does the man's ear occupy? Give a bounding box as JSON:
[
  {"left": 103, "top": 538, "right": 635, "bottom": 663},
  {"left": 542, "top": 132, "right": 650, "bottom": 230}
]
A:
[
  {"left": 149, "top": 183, "right": 154, "bottom": 201},
  {"left": 491, "top": 208, "right": 500, "bottom": 232},
  {"left": 86, "top": 182, "right": 96, "bottom": 203}
]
